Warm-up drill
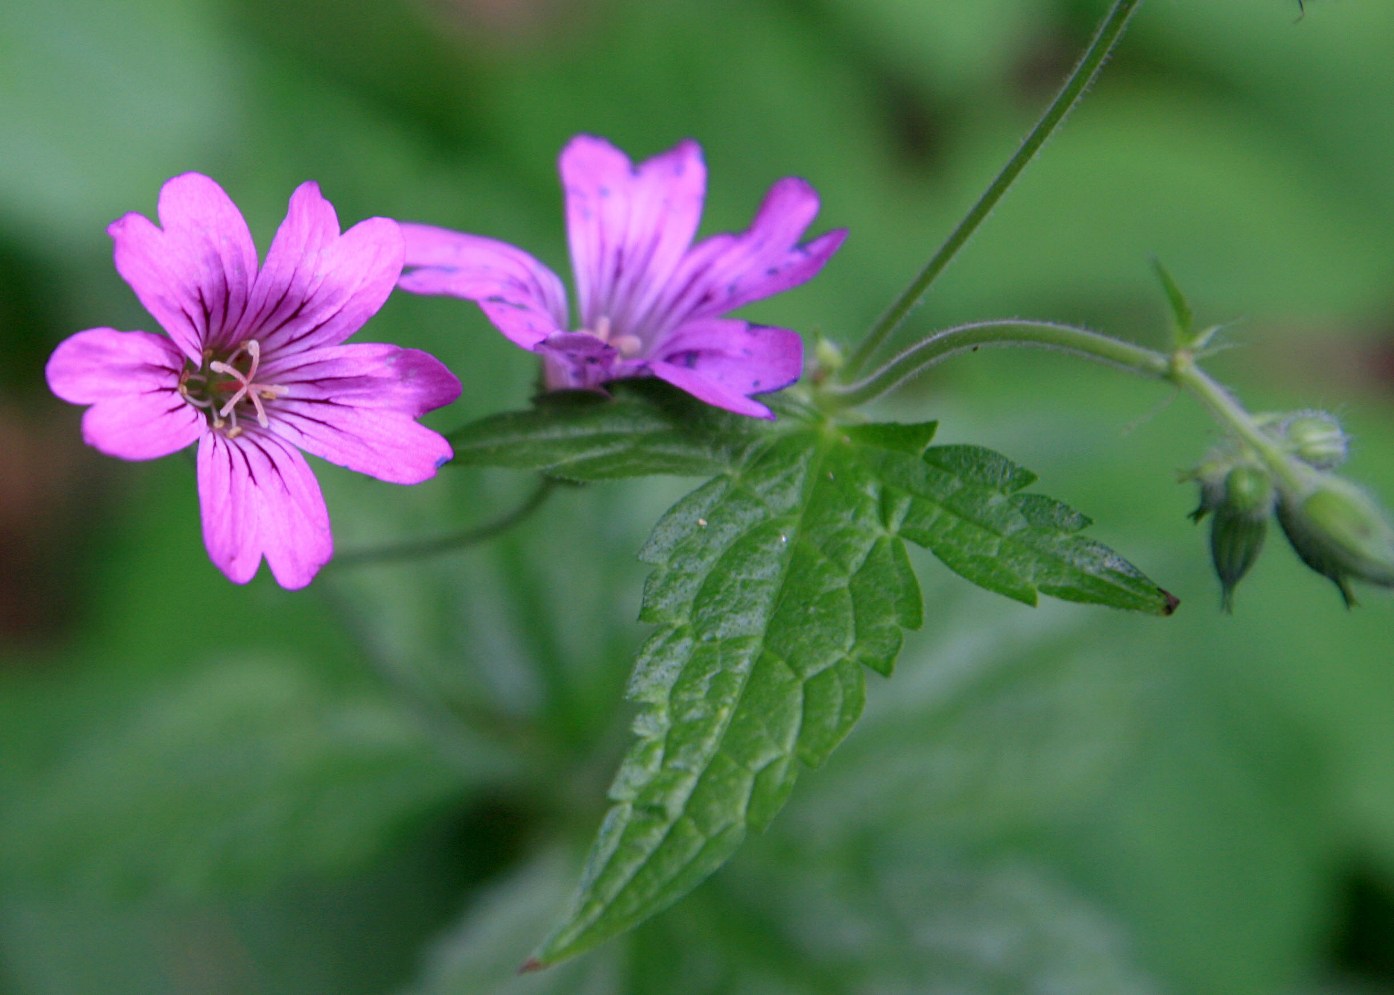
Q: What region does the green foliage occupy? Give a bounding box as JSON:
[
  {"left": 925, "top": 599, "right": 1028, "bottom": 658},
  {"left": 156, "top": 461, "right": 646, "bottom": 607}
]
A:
[
  {"left": 877, "top": 441, "right": 1175, "bottom": 613},
  {"left": 0, "top": 658, "right": 469, "bottom": 896},
  {"left": 7, "top": 0, "right": 1394, "bottom": 990},
  {"left": 449, "top": 386, "right": 743, "bottom": 481},
  {"left": 453, "top": 384, "right": 1173, "bottom": 961},
  {"left": 407, "top": 847, "right": 1164, "bottom": 995}
]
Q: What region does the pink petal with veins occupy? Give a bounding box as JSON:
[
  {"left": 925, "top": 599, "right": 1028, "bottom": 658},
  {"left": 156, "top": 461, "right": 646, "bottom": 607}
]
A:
[
  {"left": 45, "top": 328, "right": 204, "bottom": 460},
  {"left": 197, "top": 430, "right": 332, "bottom": 589}
]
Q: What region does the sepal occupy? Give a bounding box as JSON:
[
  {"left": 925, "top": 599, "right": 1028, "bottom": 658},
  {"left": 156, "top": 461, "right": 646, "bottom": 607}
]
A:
[{"left": 1153, "top": 259, "right": 1222, "bottom": 352}]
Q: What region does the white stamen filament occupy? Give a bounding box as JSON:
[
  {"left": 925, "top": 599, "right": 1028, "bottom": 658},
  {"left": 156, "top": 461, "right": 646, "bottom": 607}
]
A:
[
  {"left": 178, "top": 369, "right": 213, "bottom": 408},
  {"left": 583, "top": 314, "right": 643, "bottom": 358},
  {"left": 206, "top": 340, "right": 288, "bottom": 432}
]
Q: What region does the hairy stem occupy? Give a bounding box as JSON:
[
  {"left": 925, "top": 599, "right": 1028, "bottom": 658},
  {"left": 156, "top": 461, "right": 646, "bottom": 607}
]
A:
[
  {"left": 837, "top": 0, "right": 1145, "bottom": 382},
  {"left": 1167, "top": 354, "right": 1311, "bottom": 493},
  {"left": 830, "top": 319, "right": 1171, "bottom": 407},
  {"left": 830, "top": 316, "right": 1310, "bottom": 494}
]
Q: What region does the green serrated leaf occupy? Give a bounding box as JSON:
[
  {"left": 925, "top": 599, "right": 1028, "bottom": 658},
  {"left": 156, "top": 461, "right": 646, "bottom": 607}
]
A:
[
  {"left": 923, "top": 443, "right": 1039, "bottom": 492},
  {"left": 533, "top": 410, "right": 1174, "bottom": 964},
  {"left": 883, "top": 444, "right": 1177, "bottom": 613},
  {"left": 447, "top": 383, "right": 754, "bottom": 481},
  {"left": 533, "top": 423, "right": 925, "bottom": 963}
]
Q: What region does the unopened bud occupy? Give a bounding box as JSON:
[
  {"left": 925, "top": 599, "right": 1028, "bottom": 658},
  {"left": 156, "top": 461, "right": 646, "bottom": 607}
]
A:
[
  {"left": 1223, "top": 464, "right": 1272, "bottom": 515},
  {"left": 1209, "top": 466, "right": 1273, "bottom": 612},
  {"left": 1276, "top": 475, "right": 1394, "bottom": 606},
  {"left": 1280, "top": 411, "right": 1348, "bottom": 470}
]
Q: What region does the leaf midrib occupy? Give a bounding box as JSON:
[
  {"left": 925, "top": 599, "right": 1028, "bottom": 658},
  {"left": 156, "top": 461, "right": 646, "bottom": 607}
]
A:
[{"left": 558, "top": 429, "right": 834, "bottom": 947}]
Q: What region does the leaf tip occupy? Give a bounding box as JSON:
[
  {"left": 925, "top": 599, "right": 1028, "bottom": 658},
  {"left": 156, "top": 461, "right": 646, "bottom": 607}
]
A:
[
  {"left": 518, "top": 957, "right": 546, "bottom": 974},
  {"left": 1160, "top": 588, "right": 1181, "bottom": 616}
]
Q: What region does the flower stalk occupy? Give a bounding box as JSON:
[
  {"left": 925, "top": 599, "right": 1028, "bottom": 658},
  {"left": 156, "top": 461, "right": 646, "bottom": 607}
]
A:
[
  {"left": 1165, "top": 351, "right": 1311, "bottom": 495},
  {"left": 827, "top": 319, "right": 1170, "bottom": 408},
  {"left": 838, "top": 0, "right": 1145, "bottom": 383},
  {"left": 829, "top": 316, "right": 1313, "bottom": 496},
  {"left": 333, "top": 477, "right": 561, "bottom": 568},
  {"left": 828, "top": 308, "right": 1394, "bottom": 606}
]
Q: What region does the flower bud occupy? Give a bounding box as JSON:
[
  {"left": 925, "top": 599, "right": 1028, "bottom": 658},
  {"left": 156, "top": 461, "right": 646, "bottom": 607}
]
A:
[
  {"left": 1276, "top": 475, "right": 1394, "bottom": 606},
  {"left": 1280, "top": 411, "right": 1348, "bottom": 470},
  {"left": 1209, "top": 466, "right": 1273, "bottom": 612}
]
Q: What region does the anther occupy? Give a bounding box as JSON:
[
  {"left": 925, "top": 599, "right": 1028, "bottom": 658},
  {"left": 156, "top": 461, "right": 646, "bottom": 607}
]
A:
[{"left": 612, "top": 334, "right": 643, "bottom": 357}]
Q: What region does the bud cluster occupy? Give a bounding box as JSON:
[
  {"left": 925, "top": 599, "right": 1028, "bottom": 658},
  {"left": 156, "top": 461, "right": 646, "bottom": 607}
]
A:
[{"left": 1187, "top": 410, "right": 1394, "bottom": 609}]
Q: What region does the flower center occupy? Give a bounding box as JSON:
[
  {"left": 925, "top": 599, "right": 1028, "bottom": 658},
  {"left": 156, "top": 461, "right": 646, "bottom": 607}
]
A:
[
  {"left": 178, "top": 339, "right": 288, "bottom": 439},
  {"left": 583, "top": 315, "right": 643, "bottom": 358}
]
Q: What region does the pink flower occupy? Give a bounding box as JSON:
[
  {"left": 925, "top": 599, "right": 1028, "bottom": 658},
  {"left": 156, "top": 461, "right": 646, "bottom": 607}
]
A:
[
  {"left": 45, "top": 173, "right": 462, "bottom": 589},
  {"left": 397, "top": 135, "right": 846, "bottom": 419}
]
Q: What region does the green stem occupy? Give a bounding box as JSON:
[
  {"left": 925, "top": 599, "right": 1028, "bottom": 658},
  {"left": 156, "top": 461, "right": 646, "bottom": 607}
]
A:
[
  {"left": 1167, "top": 355, "right": 1310, "bottom": 493},
  {"left": 333, "top": 477, "right": 560, "bottom": 568},
  {"left": 829, "top": 319, "right": 1171, "bottom": 407},
  {"left": 830, "top": 316, "right": 1312, "bottom": 495},
  {"left": 837, "top": 0, "right": 1145, "bottom": 383}
]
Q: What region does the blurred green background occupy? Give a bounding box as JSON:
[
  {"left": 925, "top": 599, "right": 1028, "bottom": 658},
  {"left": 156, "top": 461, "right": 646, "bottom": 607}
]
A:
[{"left": 3, "top": 0, "right": 1394, "bottom": 991}]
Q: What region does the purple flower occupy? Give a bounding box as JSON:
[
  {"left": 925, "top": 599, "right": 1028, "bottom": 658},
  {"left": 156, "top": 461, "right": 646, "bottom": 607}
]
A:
[
  {"left": 45, "top": 173, "right": 462, "bottom": 589},
  {"left": 397, "top": 135, "right": 846, "bottom": 419}
]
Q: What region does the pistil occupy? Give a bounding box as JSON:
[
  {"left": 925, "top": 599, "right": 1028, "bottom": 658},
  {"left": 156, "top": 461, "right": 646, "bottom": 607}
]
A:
[{"left": 181, "top": 340, "right": 288, "bottom": 437}]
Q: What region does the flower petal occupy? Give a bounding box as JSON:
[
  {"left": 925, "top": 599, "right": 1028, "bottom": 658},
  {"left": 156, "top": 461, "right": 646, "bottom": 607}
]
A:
[
  {"left": 657, "top": 318, "right": 803, "bottom": 391},
  {"left": 197, "top": 430, "right": 332, "bottom": 589},
  {"left": 45, "top": 328, "right": 204, "bottom": 460},
  {"left": 398, "top": 224, "right": 569, "bottom": 349},
  {"left": 561, "top": 136, "right": 707, "bottom": 342},
  {"left": 658, "top": 177, "right": 846, "bottom": 333},
  {"left": 110, "top": 173, "right": 259, "bottom": 362},
  {"left": 264, "top": 343, "right": 460, "bottom": 484},
  {"left": 248, "top": 182, "right": 405, "bottom": 355},
  {"left": 646, "top": 318, "right": 802, "bottom": 418},
  {"left": 648, "top": 362, "right": 776, "bottom": 420},
  {"left": 263, "top": 342, "right": 463, "bottom": 414}
]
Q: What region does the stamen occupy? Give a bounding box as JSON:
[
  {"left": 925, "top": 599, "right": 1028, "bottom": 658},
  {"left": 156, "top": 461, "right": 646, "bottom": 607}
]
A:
[
  {"left": 578, "top": 314, "right": 643, "bottom": 357},
  {"left": 187, "top": 338, "right": 288, "bottom": 434},
  {"left": 246, "top": 391, "right": 269, "bottom": 428},
  {"left": 179, "top": 368, "right": 215, "bottom": 407},
  {"left": 612, "top": 334, "right": 643, "bottom": 357}
]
